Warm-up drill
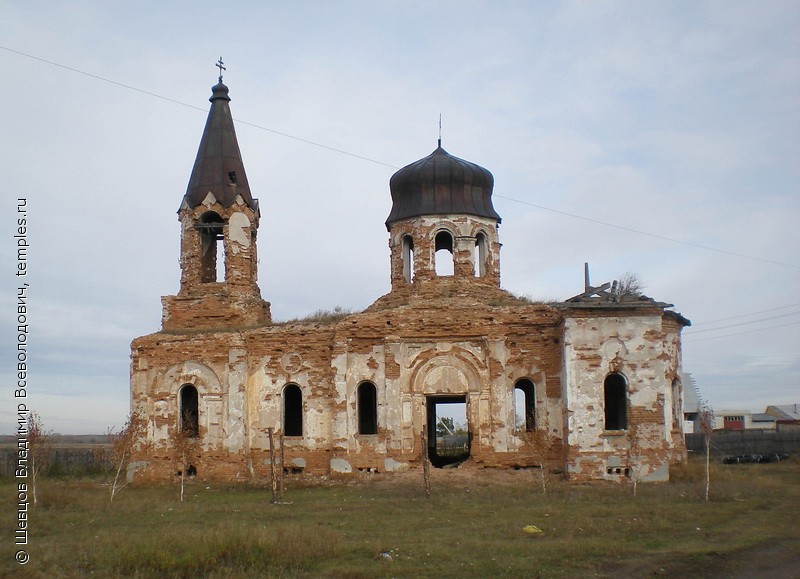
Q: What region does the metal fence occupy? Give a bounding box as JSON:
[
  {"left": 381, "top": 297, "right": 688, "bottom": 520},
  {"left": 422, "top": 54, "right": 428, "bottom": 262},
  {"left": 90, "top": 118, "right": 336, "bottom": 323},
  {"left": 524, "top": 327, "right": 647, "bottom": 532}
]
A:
[
  {"left": 0, "top": 446, "right": 111, "bottom": 478},
  {"left": 685, "top": 430, "right": 800, "bottom": 457}
]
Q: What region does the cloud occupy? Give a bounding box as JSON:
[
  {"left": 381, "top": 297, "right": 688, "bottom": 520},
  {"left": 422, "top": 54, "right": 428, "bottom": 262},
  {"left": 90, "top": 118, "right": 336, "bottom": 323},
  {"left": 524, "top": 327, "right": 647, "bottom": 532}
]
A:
[{"left": 1, "top": 1, "right": 798, "bottom": 434}]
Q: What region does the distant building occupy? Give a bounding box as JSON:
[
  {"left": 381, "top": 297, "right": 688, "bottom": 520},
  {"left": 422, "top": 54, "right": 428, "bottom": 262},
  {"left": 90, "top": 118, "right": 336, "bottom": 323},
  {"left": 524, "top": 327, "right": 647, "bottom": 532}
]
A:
[
  {"left": 129, "top": 77, "right": 690, "bottom": 483},
  {"left": 713, "top": 410, "right": 777, "bottom": 431},
  {"left": 765, "top": 404, "right": 800, "bottom": 433},
  {"left": 751, "top": 413, "right": 778, "bottom": 430},
  {"left": 765, "top": 404, "right": 800, "bottom": 421},
  {"left": 682, "top": 372, "right": 701, "bottom": 433},
  {"left": 713, "top": 411, "right": 748, "bottom": 431}
]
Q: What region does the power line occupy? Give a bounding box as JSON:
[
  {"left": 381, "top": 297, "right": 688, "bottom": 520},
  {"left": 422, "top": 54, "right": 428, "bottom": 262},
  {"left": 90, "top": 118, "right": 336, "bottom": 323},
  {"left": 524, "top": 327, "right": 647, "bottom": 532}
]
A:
[
  {"left": 3, "top": 44, "right": 798, "bottom": 270},
  {"left": 0, "top": 45, "right": 398, "bottom": 170},
  {"left": 691, "top": 303, "right": 800, "bottom": 326},
  {"left": 0, "top": 45, "right": 209, "bottom": 113},
  {"left": 685, "top": 311, "right": 800, "bottom": 334},
  {"left": 229, "top": 118, "right": 398, "bottom": 168},
  {"left": 683, "top": 320, "right": 800, "bottom": 343},
  {"left": 493, "top": 194, "right": 799, "bottom": 269}
]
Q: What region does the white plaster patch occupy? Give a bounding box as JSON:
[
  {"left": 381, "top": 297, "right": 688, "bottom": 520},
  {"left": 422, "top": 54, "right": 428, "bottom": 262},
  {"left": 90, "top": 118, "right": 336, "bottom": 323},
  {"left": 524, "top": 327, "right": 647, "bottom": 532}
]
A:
[
  {"left": 384, "top": 458, "right": 409, "bottom": 472},
  {"left": 228, "top": 212, "right": 251, "bottom": 247},
  {"left": 599, "top": 338, "right": 628, "bottom": 361},
  {"left": 201, "top": 191, "right": 217, "bottom": 206},
  {"left": 155, "top": 400, "right": 168, "bottom": 417},
  {"left": 229, "top": 348, "right": 247, "bottom": 365},
  {"left": 402, "top": 399, "right": 412, "bottom": 424},
  {"left": 330, "top": 458, "right": 352, "bottom": 473},
  {"left": 643, "top": 462, "right": 669, "bottom": 482},
  {"left": 127, "top": 461, "right": 148, "bottom": 483},
  {"left": 421, "top": 365, "right": 469, "bottom": 394},
  {"left": 629, "top": 386, "right": 659, "bottom": 407}
]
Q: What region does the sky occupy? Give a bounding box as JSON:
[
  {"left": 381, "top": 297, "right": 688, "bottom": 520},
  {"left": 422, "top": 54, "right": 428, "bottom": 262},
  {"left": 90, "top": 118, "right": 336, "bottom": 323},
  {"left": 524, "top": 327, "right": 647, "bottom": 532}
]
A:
[{"left": 1, "top": 1, "right": 798, "bottom": 434}]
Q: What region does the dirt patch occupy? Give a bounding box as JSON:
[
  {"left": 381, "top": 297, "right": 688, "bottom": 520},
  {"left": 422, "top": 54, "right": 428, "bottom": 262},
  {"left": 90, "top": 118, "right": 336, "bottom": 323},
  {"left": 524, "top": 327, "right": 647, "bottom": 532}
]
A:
[{"left": 722, "top": 540, "right": 800, "bottom": 579}]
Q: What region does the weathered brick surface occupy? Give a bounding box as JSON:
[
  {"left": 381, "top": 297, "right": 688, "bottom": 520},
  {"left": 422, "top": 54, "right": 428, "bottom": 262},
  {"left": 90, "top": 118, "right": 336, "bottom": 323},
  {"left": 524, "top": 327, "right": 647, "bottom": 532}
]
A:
[
  {"left": 559, "top": 309, "right": 688, "bottom": 482},
  {"left": 130, "top": 121, "right": 688, "bottom": 484},
  {"left": 132, "top": 271, "right": 687, "bottom": 483}
]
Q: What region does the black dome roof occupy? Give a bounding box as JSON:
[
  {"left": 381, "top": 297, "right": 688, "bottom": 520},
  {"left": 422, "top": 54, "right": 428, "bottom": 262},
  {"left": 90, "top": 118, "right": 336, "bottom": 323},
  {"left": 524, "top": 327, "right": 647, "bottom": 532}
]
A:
[{"left": 386, "top": 144, "right": 501, "bottom": 227}]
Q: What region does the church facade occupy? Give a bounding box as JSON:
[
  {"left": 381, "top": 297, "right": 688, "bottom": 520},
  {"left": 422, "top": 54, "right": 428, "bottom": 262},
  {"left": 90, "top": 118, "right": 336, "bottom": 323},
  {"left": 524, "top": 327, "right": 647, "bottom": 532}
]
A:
[{"left": 130, "top": 78, "right": 689, "bottom": 483}]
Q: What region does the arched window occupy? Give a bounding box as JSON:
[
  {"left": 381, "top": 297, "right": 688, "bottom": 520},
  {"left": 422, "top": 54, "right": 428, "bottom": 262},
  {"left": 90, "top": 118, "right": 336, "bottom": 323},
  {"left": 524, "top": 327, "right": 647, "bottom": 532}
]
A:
[
  {"left": 198, "top": 211, "right": 224, "bottom": 283},
  {"left": 474, "top": 232, "right": 487, "bottom": 277},
  {"left": 283, "top": 384, "right": 303, "bottom": 437},
  {"left": 179, "top": 384, "right": 199, "bottom": 438},
  {"left": 402, "top": 235, "right": 414, "bottom": 283},
  {"left": 434, "top": 230, "right": 454, "bottom": 276},
  {"left": 357, "top": 382, "right": 378, "bottom": 435},
  {"left": 514, "top": 379, "right": 536, "bottom": 432},
  {"left": 671, "top": 379, "right": 681, "bottom": 429},
  {"left": 604, "top": 373, "right": 628, "bottom": 430}
]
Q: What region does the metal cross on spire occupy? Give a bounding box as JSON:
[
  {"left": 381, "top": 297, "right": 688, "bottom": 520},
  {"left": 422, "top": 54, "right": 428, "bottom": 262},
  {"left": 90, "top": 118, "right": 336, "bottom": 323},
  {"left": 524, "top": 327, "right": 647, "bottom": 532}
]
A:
[{"left": 216, "top": 57, "right": 226, "bottom": 82}]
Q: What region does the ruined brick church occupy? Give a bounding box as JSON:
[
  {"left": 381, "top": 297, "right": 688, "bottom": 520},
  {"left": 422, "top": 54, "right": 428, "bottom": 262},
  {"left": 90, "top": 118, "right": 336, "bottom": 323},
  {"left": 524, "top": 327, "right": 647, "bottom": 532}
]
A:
[{"left": 130, "top": 76, "right": 689, "bottom": 483}]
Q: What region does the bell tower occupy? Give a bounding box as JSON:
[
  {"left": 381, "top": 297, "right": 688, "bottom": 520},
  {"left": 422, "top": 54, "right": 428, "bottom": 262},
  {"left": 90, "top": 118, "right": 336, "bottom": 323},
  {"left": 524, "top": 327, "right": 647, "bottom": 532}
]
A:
[
  {"left": 161, "top": 68, "right": 270, "bottom": 331},
  {"left": 385, "top": 141, "right": 502, "bottom": 290}
]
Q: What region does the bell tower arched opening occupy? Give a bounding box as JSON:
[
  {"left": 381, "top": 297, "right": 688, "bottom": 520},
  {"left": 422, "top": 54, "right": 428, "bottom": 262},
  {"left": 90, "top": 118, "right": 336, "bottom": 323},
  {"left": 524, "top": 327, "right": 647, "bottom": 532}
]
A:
[
  {"left": 160, "top": 77, "right": 271, "bottom": 331},
  {"left": 402, "top": 235, "right": 414, "bottom": 283},
  {"left": 434, "top": 230, "right": 454, "bottom": 276},
  {"left": 198, "top": 211, "right": 225, "bottom": 282},
  {"left": 385, "top": 143, "right": 502, "bottom": 289},
  {"left": 474, "top": 232, "right": 488, "bottom": 277}
]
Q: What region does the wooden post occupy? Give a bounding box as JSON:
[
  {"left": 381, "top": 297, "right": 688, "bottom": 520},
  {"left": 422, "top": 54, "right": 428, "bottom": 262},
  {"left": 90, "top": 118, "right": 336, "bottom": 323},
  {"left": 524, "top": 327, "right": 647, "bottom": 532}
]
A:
[
  {"left": 279, "top": 431, "right": 286, "bottom": 497},
  {"left": 421, "top": 428, "right": 431, "bottom": 498},
  {"left": 268, "top": 427, "right": 277, "bottom": 504},
  {"left": 704, "top": 428, "right": 711, "bottom": 503}
]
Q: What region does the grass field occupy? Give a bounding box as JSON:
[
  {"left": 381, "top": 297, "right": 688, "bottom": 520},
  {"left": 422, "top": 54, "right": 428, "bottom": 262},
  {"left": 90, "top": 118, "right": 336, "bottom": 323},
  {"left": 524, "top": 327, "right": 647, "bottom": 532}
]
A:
[{"left": 3, "top": 457, "right": 798, "bottom": 577}]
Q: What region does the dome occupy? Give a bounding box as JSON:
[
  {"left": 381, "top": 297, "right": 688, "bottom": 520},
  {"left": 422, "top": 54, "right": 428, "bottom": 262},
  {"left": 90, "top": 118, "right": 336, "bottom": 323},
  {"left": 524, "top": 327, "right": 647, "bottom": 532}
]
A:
[
  {"left": 386, "top": 144, "right": 501, "bottom": 228},
  {"left": 210, "top": 80, "right": 231, "bottom": 102}
]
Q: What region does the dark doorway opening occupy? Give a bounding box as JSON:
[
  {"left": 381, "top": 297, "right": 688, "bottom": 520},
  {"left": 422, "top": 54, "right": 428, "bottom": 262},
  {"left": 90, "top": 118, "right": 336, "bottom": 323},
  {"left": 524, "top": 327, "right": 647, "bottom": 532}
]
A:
[
  {"left": 283, "top": 384, "right": 303, "bottom": 437},
  {"left": 357, "top": 381, "right": 378, "bottom": 435},
  {"left": 426, "top": 395, "right": 470, "bottom": 468},
  {"left": 604, "top": 373, "right": 628, "bottom": 431},
  {"left": 180, "top": 384, "right": 199, "bottom": 438}
]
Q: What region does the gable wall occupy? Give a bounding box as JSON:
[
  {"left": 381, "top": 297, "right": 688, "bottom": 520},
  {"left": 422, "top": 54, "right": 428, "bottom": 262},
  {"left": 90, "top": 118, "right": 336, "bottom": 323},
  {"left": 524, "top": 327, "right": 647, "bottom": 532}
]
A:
[{"left": 561, "top": 311, "right": 686, "bottom": 482}]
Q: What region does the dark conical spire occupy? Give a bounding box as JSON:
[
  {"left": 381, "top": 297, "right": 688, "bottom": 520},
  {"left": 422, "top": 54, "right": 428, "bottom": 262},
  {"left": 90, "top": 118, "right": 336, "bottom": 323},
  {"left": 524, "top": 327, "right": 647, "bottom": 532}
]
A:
[{"left": 182, "top": 75, "right": 257, "bottom": 211}]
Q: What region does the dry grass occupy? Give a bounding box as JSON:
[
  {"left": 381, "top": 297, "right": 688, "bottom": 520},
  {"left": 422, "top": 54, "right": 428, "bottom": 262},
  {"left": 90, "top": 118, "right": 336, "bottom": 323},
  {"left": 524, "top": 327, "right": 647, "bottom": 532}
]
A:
[
  {"left": 277, "top": 306, "right": 356, "bottom": 325},
  {"left": 2, "top": 457, "right": 798, "bottom": 577},
  {"left": 488, "top": 293, "right": 560, "bottom": 307}
]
